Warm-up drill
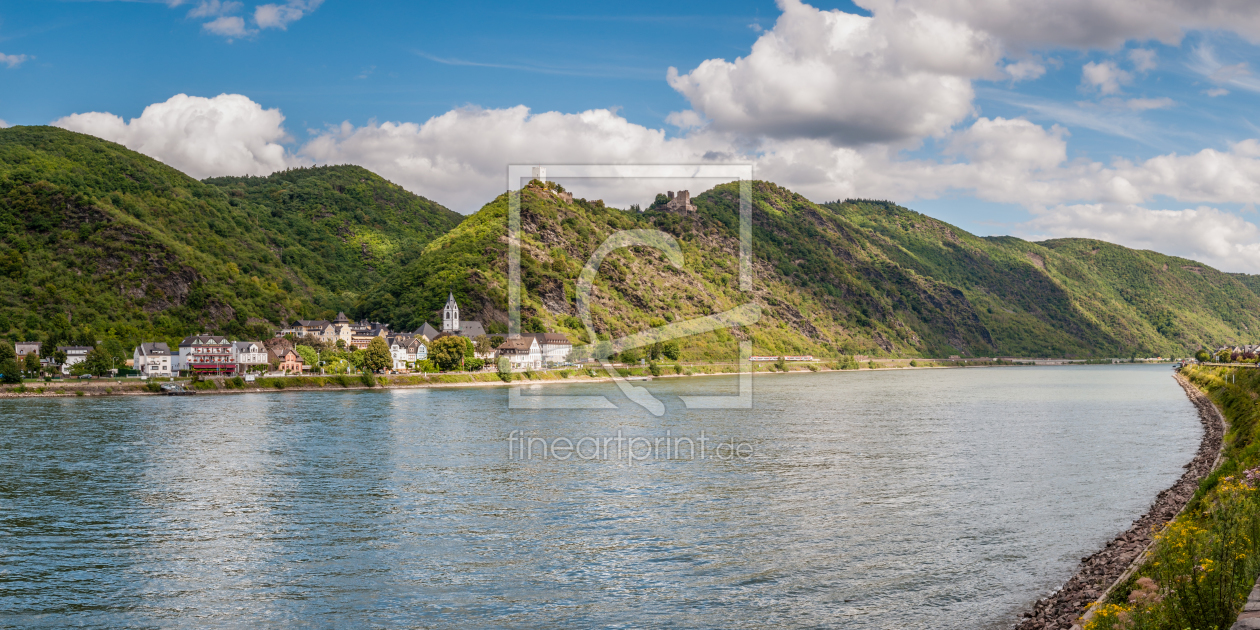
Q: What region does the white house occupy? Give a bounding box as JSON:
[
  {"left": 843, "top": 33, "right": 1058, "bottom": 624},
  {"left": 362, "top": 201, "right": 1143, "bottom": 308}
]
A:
[
  {"left": 233, "top": 341, "right": 269, "bottom": 372},
  {"left": 388, "top": 336, "right": 428, "bottom": 370},
  {"left": 57, "top": 346, "right": 92, "bottom": 375},
  {"left": 496, "top": 336, "right": 542, "bottom": 371},
  {"left": 521, "top": 333, "right": 573, "bottom": 366},
  {"left": 390, "top": 344, "right": 409, "bottom": 371},
  {"left": 133, "top": 342, "right": 172, "bottom": 377}
]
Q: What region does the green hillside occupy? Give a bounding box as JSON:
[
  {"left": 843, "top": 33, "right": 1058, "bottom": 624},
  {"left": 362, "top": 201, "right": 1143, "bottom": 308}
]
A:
[
  {"left": 4, "top": 124, "right": 1257, "bottom": 361},
  {"left": 357, "top": 180, "right": 1260, "bottom": 360},
  {"left": 204, "top": 165, "right": 462, "bottom": 296},
  {"left": 0, "top": 126, "right": 460, "bottom": 351}
]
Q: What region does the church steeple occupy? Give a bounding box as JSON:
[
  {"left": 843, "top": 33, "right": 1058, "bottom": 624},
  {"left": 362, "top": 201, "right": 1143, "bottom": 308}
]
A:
[{"left": 442, "top": 292, "right": 460, "bottom": 332}]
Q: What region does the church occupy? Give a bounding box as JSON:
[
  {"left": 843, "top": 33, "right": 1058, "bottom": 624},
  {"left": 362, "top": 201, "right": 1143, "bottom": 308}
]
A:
[{"left": 438, "top": 292, "right": 487, "bottom": 339}]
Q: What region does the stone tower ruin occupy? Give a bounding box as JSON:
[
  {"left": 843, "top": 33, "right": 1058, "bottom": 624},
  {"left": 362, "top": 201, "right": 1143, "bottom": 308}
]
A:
[{"left": 663, "top": 190, "right": 697, "bottom": 212}]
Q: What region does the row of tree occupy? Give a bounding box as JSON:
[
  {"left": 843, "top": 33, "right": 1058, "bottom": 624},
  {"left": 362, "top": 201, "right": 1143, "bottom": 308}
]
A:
[{"left": 285, "top": 335, "right": 486, "bottom": 375}]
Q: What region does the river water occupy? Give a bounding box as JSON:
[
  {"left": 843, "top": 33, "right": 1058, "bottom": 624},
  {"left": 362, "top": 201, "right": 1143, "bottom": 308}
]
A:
[{"left": 0, "top": 365, "right": 1200, "bottom": 629}]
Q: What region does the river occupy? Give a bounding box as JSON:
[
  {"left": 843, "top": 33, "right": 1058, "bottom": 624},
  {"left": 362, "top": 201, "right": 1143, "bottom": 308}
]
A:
[{"left": 0, "top": 364, "right": 1201, "bottom": 628}]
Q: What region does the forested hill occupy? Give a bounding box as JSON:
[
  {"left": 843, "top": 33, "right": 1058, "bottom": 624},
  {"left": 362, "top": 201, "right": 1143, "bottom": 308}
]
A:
[
  {"left": 0, "top": 126, "right": 460, "bottom": 350},
  {"left": 356, "top": 180, "right": 1260, "bottom": 360},
  {"left": 3, "top": 124, "right": 1258, "bottom": 360}
]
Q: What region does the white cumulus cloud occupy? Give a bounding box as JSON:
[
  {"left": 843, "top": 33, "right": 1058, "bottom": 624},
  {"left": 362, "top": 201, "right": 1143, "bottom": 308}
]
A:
[
  {"left": 203, "top": 16, "right": 251, "bottom": 38},
  {"left": 0, "top": 119, "right": 8, "bottom": 129},
  {"left": 255, "top": 0, "right": 323, "bottom": 30},
  {"left": 894, "top": 0, "right": 1260, "bottom": 49},
  {"left": 300, "top": 106, "right": 721, "bottom": 211},
  {"left": 1003, "top": 59, "right": 1046, "bottom": 82},
  {"left": 666, "top": 0, "right": 1001, "bottom": 145},
  {"left": 52, "top": 93, "right": 300, "bottom": 179},
  {"left": 0, "top": 53, "right": 28, "bottom": 68},
  {"left": 1081, "top": 61, "right": 1132, "bottom": 94}
]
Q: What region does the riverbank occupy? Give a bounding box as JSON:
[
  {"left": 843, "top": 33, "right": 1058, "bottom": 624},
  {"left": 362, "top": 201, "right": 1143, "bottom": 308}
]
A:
[
  {"left": 0, "top": 357, "right": 1048, "bottom": 398},
  {"left": 1013, "top": 372, "right": 1225, "bottom": 630}
]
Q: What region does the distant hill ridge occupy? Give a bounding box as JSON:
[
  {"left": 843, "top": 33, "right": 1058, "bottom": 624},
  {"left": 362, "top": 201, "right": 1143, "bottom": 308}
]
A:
[{"left": 1, "top": 125, "right": 1258, "bottom": 359}]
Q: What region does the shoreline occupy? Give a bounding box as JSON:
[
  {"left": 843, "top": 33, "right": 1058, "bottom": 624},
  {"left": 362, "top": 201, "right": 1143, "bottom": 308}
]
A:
[
  {"left": 1012, "top": 372, "right": 1226, "bottom": 630},
  {"left": 0, "top": 359, "right": 1155, "bottom": 399}
]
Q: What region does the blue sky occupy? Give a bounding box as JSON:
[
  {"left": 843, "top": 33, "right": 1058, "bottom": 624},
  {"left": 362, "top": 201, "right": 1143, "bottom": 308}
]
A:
[{"left": 6, "top": 0, "right": 1260, "bottom": 271}]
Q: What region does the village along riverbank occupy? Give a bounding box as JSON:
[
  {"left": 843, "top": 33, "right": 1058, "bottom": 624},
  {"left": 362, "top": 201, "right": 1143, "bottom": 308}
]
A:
[{"left": 0, "top": 356, "right": 1176, "bottom": 399}]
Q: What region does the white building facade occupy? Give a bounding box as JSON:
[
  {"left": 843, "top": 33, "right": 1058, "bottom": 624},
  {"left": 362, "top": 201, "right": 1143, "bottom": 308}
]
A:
[
  {"left": 497, "top": 336, "right": 542, "bottom": 371},
  {"left": 233, "top": 342, "right": 269, "bottom": 373},
  {"left": 57, "top": 346, "right": 92, "bottom": 375},
  {"left": 133, "top": 342, "right": 172, "bottom": 377}
]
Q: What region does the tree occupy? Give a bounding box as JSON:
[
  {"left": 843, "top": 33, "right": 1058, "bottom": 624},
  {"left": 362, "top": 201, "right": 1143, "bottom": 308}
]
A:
[
  {"left": 619, "top": 347, "right": 640, "bottom": 364},
  {"left": 1196, "top": 348, "right": 1211, "bottom": 363},
  {"left": 430, "top": 335, "right": 467, "bottom": 371},
  {"left": 23, "top": 351, "right": 40, "bottom": 375},
  {"left": 78, "top": 347, "right": 113, "bottom": 376},
  {"left": 473, "top": 335, "right": 493, "bottom": 356},
  {"left": 295, "top": 344, "right": 319, "bottom": 370},
  {"left": 524, "top": 316, "right": 546, "bottom": 334},
  {"left": 99, "top": 338, "right": 129, "bottom": 366},
  {"left": 363, "top": 336, "right": 393, "bottom": 373},
  {"left": 0, "top": 342, "right": 19, "bottom": 383},
  {"left": 661, "top": 340, "right": 680, "bottom": 361}
]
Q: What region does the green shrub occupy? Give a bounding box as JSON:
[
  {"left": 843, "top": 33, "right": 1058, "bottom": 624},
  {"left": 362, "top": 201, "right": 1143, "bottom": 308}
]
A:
[
  {"left": 909, "top": 360, "right": 919, "bottom": 367},
  {"left": 143, "top": 382, "right": 162, "bottom": 393},
  {"left": 648, "top": 362, "right": 661, "bottom": 377},
  {"left": 360, "top": 372, "right": 376, "bottom": 387},
  {"left": 807, "top": 363, "right": 818, "bottom": 372},
  {"left": 75, "top": 390, "right": 84, "bottom": 396},
  {"left": 559, "top": 369, "right": 571, "bottom": 378},
  {"left": 673, "top": 363, "right": 683, "bottom": 375},
  {"left": 496, "top": 357, "right": 513, "bottom": 383}
]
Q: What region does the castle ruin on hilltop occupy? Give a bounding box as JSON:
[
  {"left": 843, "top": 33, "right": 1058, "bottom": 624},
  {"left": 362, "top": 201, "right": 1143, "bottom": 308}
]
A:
[{"left": 663, "top": 190, "right": 697, "bottom": 212}]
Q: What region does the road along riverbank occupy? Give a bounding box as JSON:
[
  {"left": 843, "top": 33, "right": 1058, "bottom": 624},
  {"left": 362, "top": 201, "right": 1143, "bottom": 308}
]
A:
[{"left": 1013, "top": 372, "right": 1225, "bottom": 630}]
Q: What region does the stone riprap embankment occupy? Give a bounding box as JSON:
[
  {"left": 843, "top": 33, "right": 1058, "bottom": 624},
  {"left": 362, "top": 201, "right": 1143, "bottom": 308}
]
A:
[{"left": 1013, "top": 372, "right": 1225, "bottom": 630}]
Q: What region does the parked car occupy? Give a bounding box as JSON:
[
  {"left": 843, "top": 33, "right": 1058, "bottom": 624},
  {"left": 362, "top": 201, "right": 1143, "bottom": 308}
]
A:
[{"left": 78, "top": 374, "right": 94, "bottom": 379}]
